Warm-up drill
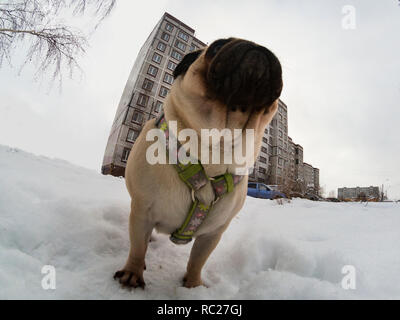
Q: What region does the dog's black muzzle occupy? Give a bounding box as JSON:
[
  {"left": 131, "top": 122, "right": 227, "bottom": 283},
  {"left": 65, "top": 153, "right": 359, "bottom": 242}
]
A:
[{"left": 205, "top": 38, "right": 283, "bottom": 113}]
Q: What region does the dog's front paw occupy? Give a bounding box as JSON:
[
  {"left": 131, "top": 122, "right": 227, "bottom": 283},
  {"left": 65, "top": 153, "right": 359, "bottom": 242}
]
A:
[
  {"left": 182, "top": 274, "right": 203, "bottom": 288},
  {"left": 114, "top": 269, "right": 145, "bottom": 289}
]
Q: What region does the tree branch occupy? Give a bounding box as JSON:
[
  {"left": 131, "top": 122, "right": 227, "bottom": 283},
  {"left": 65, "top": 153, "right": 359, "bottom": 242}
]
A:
[{"left": 0, "top": 0, "right": 115, "bottom": 86}]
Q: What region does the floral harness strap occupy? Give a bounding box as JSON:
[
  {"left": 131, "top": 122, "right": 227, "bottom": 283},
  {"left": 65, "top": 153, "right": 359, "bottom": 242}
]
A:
[{"left": 156, "top": 113, "right": 244, "bottom": 245}]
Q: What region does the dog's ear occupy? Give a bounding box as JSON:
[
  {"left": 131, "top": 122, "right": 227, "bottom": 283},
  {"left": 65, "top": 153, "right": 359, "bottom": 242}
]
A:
[{"left": 173, "top": 50, "right": 203, "bottom": 79}]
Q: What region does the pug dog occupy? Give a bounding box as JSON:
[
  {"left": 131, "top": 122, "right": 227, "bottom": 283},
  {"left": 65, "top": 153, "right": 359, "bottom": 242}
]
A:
[{"left": 114, "top": 38, "right": 283, "bottom": 288}]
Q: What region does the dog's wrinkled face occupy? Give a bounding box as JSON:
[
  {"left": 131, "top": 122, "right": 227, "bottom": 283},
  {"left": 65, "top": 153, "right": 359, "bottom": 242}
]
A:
[
  {"left": 168, "top": 38, "right": 282, "bottom": 171},
  {"left": 173, "top": 38, "right": 283, "bottom": 115}
]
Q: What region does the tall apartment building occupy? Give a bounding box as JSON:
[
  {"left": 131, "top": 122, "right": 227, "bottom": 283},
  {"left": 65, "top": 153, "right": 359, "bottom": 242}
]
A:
[
  {"left": 294, "top": 143, "right": 304, "bottom": 184},
  {"left": 101, "top": 12, "right": 320, "bottom": 195},
  {"left": 249, "top": 101, "right": 320, "bottom": 195},
  {"left": 250, "top": 100, "right": 289, "bottom": 185},
  {"left": 102, "top": 13, "right": 205, "bottom": 176},
  {"left": 313, "top": 167, "right": 320, "bottom": 195},
  {"left": 303, "top": 162, "right": 320, "bottom": 194},
  {"left": 338, "top": 186, "right": 380, "bottom": 200}
]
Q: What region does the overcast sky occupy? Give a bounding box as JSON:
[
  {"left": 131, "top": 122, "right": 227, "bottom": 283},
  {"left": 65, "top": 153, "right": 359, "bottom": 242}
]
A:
[{"left": 0, "top": 0, "right": 399, "bottom": 198}]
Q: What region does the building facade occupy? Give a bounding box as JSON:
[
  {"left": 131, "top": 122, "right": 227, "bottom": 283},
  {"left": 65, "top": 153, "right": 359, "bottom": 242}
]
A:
[
  {"left": 250, "top": 100, "right": 292, "bottom": 186},
  {"left": 338, "top": 186, "right": 380, "bottom": 201},
  {"left": 102, "top": 13, "right": 205, "bottom": 176},
  {"left": 249, "top": 102, "right": 320, "bottom": 195}
]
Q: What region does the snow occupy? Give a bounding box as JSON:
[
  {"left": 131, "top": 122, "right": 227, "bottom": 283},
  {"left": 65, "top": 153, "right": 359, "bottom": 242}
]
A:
[{"left": 1, "top": 144, "right": 399, "bottom": 299}]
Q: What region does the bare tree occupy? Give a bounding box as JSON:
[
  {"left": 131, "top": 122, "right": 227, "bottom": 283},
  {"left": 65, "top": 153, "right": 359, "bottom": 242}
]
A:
[
  {"left": 318, "top": 185, "right": 325, "bottom": 198},
  {"left": 292, "top": 178, "right": 307, "bottom": 196},
  {"left": 0, "top": 0, "right": 115, "bottom": 83},
  {"left": 279, "top": 165, "right": 295, "bottom": 199},
  {"left": 357, "top": 192, "right": 367, "bottom": 202}
]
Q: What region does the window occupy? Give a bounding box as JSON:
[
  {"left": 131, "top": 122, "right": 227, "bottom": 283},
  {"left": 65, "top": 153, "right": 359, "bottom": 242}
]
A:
[
  {"left": 137, "top": 94, "right": 149, "bottom": 107},
  {"left": 121, "top": 147, "right": 131, "bottom": 162},
  {"left": 127, "top": 129, "right": 139, "bottom": 142},
  {"left": 142, "top": 78, "right": 154, "bottom": 91},
  {"left": 132, "top": 112, "right": 144, "bottom": 124},
  {"left": 259, "top": 167, "right": 266, "bottom": 174},
  {"left": 157, "top": 42, "right": 166, "bottom": 52},
  {"left": 259, "top": 184, "right": 268, "bottom": 191},
  {"left": 167, "top": 60, "right": 177, "bottom": 71},
  {"left": 262, "top": 137, "right": 268, "bottom": 144},
  {"left": 163, "top": 72, "right": 174, "bottom": 85},
  {"left": 175, "top": 40, "right": 186, "bottom": 51},
  {"left": 269, "top": 137, "right": 273, "bottom": 144},
  {"left": 248, "top": 183, "right": 257, "bottom": 189},
  {"left": 165, "top": 23, "right": 174, "bottom": 32},
  {"left": 178, "top": 30, "right": 189, "bottom": 42},
  {"left": 152, "top": 52, "right": 162, "bottom": 64},
  {"left": 278, "top": 158, "right": 284, "bottom": 166},
  {"left": 295, "top": 159, "right": 299, "bottom": 165},
  {"left": 264, "top": 128, "right": 268, "bottom": 134},
  {"left": 270, "top": 128, "right": 274, "bottom": 136},
  {"left": 154, "top": 101, "right": 163, "bottom": 113},
  {"left": 189, "top": 43, "right": 198, "bottom": 52},
  {"left": 171, "top": 50, "right": 182, "bottom": 61},
  {"left": 161, "top": 32, "right": 170, "bottom": 42},
  {"left": 259, "top": 156, "right": 267, "bottom": 164},
  {"left": 159, "top": 86, "right": 169, "bottom": 98},
  {"left": 279, "top": 130, "right": 283, "bottom": 138},
  {"left": 147, "top": 64, "right": 158, "bottom": 77},
  {"left": 261, "top": 147, "right": 268, "bottom": 154}
]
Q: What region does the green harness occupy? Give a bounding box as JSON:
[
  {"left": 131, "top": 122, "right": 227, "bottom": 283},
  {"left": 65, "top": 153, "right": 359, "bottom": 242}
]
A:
[{"left": 156, "top": 113, "right": 244, "bottom": 244}]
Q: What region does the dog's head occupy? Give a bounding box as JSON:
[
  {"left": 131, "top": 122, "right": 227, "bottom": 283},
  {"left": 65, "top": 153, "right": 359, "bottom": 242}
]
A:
[
  {"left": 167, "top": 38, "right": 283, "bottom": 172},
  {"left": 173, "top": 38, "right": 282, "bottom": 115}
]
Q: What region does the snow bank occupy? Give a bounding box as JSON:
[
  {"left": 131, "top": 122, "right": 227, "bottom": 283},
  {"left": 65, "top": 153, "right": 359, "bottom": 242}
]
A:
[{"left": 1, "top": 145, "right": 399, "bottom": 299}]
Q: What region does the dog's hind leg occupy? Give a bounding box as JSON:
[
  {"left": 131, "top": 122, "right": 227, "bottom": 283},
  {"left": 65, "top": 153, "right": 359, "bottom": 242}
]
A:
[{"left": 114, "top": 200, "right": 154, "bottom": 289}]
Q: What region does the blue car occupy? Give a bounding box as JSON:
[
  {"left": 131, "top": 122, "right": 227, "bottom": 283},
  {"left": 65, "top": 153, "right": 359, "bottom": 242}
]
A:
[{"left": 247, "top": 182, "right": 286, "bottom": 199}]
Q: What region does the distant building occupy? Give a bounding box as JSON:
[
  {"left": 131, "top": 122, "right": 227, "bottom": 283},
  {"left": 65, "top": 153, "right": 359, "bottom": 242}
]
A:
[
  {"left": 338, "top": 186, "right": 380, "bottom": 200},
  {"left": 303, "top": 162, "right": 314, "bottom": 190},
  {"left": 102, "top": 12, "right": 206, "bottom": 177},
  {"left": 313, "top": 167, "right": 320, "bottom": 195},
  {"left": 294, "top": 143, "right": 304, "bottom": 185}
]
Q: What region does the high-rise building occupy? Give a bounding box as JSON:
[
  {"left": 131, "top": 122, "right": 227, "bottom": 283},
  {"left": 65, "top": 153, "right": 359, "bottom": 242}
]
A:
[
  {"left": 303, "top": 162, "right": 316, "bottom": 193},
  {"left": 250, "top": 100, "right": 290, "bottom": 185},
  {"left": 313, "top": 167, "right": 320, "bottom": 195},
  {"left": 102, "top": 13, "right": 205, "bottom": 177},
  {"left": 294, "top": 143, "right": 304, "bottom": 184}
]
